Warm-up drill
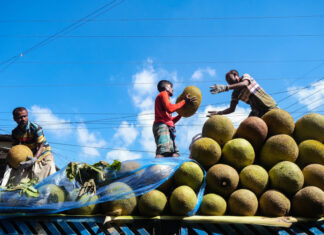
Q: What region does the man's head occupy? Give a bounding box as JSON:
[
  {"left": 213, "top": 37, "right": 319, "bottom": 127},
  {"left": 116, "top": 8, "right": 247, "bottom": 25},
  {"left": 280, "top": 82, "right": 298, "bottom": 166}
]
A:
[
  {"left": 226, "top": 70, "right": 240, "bottom": 84},
  {"left": 157, "top": 80, "right": 174, "bottom": 96},
  {"left": 13, "top": 107, "right": 29, "bottom": 128}
]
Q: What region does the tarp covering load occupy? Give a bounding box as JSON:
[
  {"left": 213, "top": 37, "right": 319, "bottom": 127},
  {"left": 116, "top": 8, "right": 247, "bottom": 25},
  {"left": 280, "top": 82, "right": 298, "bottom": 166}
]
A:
[{"left": 0, "top": 158, "right": 205, "bottom": 217}]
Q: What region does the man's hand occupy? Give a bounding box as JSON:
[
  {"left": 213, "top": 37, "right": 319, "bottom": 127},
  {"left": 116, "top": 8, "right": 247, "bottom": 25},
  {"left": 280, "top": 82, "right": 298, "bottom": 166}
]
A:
[
  {"left": 210, "top": 84, "right": 229, "bottom": 94},
  {"left": 206, "top": 110, "right": 221, "bottom": 117},
  {"left": 184, "top": 94, "right": 198, "bottom": 104},
  {"left": 18, "top": 156, "right": 37, "bottom": 170}
]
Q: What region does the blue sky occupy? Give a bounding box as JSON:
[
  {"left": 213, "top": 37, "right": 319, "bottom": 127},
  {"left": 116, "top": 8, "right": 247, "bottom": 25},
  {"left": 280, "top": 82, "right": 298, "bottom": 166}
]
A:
[{"left": 1, "top": 0, "right": 324, "bottom": 168}]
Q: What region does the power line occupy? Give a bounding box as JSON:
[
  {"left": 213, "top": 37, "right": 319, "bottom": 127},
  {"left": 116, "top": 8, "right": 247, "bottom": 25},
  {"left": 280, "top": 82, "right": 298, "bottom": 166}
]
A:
[
  {"left": 1, "top": 14, "right": 324, "bottom": 23},
  {"left": 1, "top": 34, "right": 324, "bottom": 39},
  {"left": 10, "top": 59, "right": 324, "bottom": 65},
  {"left": 0, "top": 0, "right": 125, "bottom": 72},
  {"left": 0, "top": 77, "right": 324, "bottom": 88}
]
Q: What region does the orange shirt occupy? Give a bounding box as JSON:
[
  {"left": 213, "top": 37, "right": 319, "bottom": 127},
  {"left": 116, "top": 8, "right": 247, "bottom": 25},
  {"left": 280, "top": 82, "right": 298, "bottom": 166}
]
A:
[{"left": 154, "top": 91, "right": 185, "bottom": 127}]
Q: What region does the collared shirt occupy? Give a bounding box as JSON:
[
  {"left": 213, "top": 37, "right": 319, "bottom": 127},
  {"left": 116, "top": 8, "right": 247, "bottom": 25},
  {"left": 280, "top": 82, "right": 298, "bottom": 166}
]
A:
[
  {"left": 154, "top": 91, "right": 185, "bottom": 127},
  {"left": 12, "top": 121, "right": 51, "bottom": 157},
  {"left": 231, "top": 73, "right": 277, "bottom": 114}
]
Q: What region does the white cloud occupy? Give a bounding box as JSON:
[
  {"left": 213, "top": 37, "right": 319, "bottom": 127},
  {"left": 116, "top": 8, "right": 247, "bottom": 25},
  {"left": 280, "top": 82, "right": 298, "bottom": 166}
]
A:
[
  {"left": 288, "top": 80, "right": 324, "bottom": 111},
  {"left": 76, "top": 123, "right": 106, "bottom": 157},
  {"left": 191, "top": 67, "right": 216, "bottom": 81},
  {"left": 106, "top": 149, "right": 142, "bottom": 162},
  {"left": 113, "top": 121, "right": 138, "bottom": 147},
  {"left": 29, "top": 105, "right": 72, "bottom": 137}
]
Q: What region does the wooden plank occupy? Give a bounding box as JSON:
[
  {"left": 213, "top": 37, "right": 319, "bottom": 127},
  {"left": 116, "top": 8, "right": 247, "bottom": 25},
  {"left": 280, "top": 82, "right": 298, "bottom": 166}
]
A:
[
  {"left": 1, "top": 221, "right": 19, "bottom": 234},
  {"left": 180, "top": 226, "right": 188, "bottom": 235},
  {"left": 119, "top": 225, "right": 135, "bottom": 235},
  {"left": 86, "top": 222, "right": 104, "bottom": 235},
  {"left": 249, "top": 225, "right": 274, "bottom": 235},
  {"left": 42, "top": 222, "right": 61, "bottom": 234},
  {"left": 56, "top": 221, "right": 76, "bottom": 234},
  {"left": 70, "top": 222, "right": 92, "bottom": 235},
  {"left": 28, "top": 221, "right": 47, "bottom": 234},
  {"left": 14, "top": 221, "right": 33, "bottom": 234},
  {"left": 201, "top": 223, "right": 223, "bottom": 235},
  {"left": 189, "top": 224, "right": 208, "bottom": 235}
]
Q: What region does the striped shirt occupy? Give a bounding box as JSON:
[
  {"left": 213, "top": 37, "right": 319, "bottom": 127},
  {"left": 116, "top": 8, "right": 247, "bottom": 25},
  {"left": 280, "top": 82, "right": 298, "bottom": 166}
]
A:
[
  {"left": 12, "top": 121, "right": 52, "bottom": 157},
  {"left": 232, "top": 73, "right": 277, "bottom": 116}
]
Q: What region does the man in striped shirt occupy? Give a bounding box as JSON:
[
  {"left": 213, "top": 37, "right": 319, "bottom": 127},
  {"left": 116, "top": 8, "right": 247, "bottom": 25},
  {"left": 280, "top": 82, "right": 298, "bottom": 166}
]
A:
[
  {"left": 208, "top": 70, "right": 277, "bottom": 117},
  {"left": 5, "top": 107, "right": 56, "bottom": 186}
]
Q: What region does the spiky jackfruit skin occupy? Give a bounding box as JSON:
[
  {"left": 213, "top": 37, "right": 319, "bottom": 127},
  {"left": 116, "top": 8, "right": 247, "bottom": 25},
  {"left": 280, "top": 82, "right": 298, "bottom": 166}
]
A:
[
  {"left": 228, "top": 189, "right": 258, "bottom": 216},
  {"left": 202, "top": 115, "right": 234, "bottom": 146},
  {"left": 199, "top": 193, "right": 227, "bottom": 216},
  {"left": 222, "top": 138, "right": 255, "bottom": 170},
  {"left": 269, "top": 161, "right": 304, "bottom": 195},
  {"left": 259, "top": 190, "right": 291, "bottom": 217},
  {"left": 138, "top": 190, "right": 167, "bottom": 216},
  {"left": 236, "top": 116, "right": 268, "bottom": 151},
  {"left": 260, "top": 134, "right": 299, "bottom": 169},
  {"left": 38, "top": 184, "right": 66, "bottom": 204},
  {"left": 206, "top": 164, "right": 239, "bottom": 198},
  {"left": 292, "top": 186, "right": 324, "bottom": 218},
  {"left": 297, "top": 140, "right": 324, "bottom": 168},
  {"left": 239, "top": 165, "right": 268, "bottom": 196},
  {"left": 170, "top": 185, "right": 197, "bottom": 215},
  {"left": 294, "top": 113, "right": 324, "bottom": 143},
  {"left": 176, "top": 86, "right": 202, "bottom": 117},
  {"left": 191, "top": 137, "right": 222, "bottom": 168},
  {"left": 302, "top": 164, "right": 324, "bottom": 190},
  {"left": 262, "top": 109, "right": 295, "bottom": 136},
  {"left": 174, "top": 162, "right": 204, "bottom": 191},
  {"left": 66, "top": 190, "right": 99, "bottom": 215},
  {"left": 7, "top": 145, "right": 33, "bottom": 169},
  {"left": 100, "top": 182, "right": 137, "bottom": 216}
]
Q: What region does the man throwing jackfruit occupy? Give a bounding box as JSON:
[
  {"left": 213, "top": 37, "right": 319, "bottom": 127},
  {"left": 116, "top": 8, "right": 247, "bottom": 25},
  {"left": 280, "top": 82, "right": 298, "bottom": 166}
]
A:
[{"left": 208, "top": 70, "right": 277, "bottom": 117}]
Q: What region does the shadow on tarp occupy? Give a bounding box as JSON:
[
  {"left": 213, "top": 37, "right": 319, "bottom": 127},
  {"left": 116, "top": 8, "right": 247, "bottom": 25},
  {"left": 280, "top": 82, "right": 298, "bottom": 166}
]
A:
[{"left": 0, "top": 157, "right": 206, "bottom": 218}]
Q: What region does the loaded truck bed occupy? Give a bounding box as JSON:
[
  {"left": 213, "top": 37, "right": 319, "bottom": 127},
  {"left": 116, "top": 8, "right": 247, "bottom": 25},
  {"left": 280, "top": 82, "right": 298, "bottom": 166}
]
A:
[{"left": 0, "top": 215, "right": 322, "bottom": 234}]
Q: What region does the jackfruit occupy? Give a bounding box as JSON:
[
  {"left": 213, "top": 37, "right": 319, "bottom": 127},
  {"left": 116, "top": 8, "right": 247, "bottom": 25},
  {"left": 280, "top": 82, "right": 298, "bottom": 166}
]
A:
[
  {"left": 222, "top": 138, "right": 255, "bottom": 170},
  {"left": 66, "top": 189, "right": 99, "bottom": 215},
  {"left": 294, "top": 113, "right": 324, "bottom": 143},
  {"left": 206, "top": 164, "right": 239, "bottom": 197},
  {"left": 239, "top": 165, "right": 268, "bottom": 196},
  {"left": 292, "top": 186, "right": 324, "bottom": 218},
  {"left": 202, "top": 115, "right": 234, "bottom": 146},
  {"left": 228, "top": 189, "right": 258, "bottom": 216},
  {"left": 118, "top": 160, "right": 144, "bottom": 178},
  {"left": 7, "top": 145, "right": 33, "bottom": 169},
  {"left": 297, "top": 140, "right": 324, "bottom": 168},
  {"left": 191, "top": 137, "right": 222, "bottom": 168},
  {"left": 100, "top": 182, "right": 137, "bottom": 216},
  {"left": 236, "top": 116, "right": 268, "bottom": 151},
  {"left": 302, "top": 164, "right": 324, "bottom": 190},
  {"left": 138, "top": 190, "right": 167, "bottom": 216},
  {"left": 199, "top": 193, "right": 227, "bottom": 216},
  {"left": 37, "top": 184, "right": 66, "bottom": 204},
  {"left": 170, "top": 185, "right": 197, "bottom": 215},
  {"left": 269, "top": 161, "right": 304, "bottom": 195},
  {"left": 176, "top": 86, "right": 202, "bottom": 117},
  {"left": 259, "top": 190, "right": 290, "bottom": 217},
  {"left": 262, "top": 109, "right": 295, "bottom": 136},
  {"left": 174, "top": 161, "right": 204, "bottom": 191},
  {"left": 260, "top": 134, "right": 299, "bottom": 168}
]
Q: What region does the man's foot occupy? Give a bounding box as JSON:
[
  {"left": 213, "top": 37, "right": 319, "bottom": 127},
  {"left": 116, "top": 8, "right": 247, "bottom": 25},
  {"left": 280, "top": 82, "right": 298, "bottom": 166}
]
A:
[{"left": 171, "top": 153, "right": 180, "bottom": 157}]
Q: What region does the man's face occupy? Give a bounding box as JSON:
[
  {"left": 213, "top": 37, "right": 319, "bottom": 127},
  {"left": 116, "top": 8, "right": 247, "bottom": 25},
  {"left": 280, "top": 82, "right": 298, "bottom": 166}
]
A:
[
  {"left": 14, "top": 110, "right": 29, "bottom": 128},
  {"left": 165, "top": 84, "right": 174, "bottom": 96},
  {"left": 226, "top": 73, "right": 240, "bottom": 85}
]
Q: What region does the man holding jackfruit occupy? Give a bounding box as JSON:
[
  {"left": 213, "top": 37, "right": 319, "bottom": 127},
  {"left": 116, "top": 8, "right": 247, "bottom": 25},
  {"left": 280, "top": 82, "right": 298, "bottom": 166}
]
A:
[{"left": 1, "top": 107, "right": 56, "bottom": 186}]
